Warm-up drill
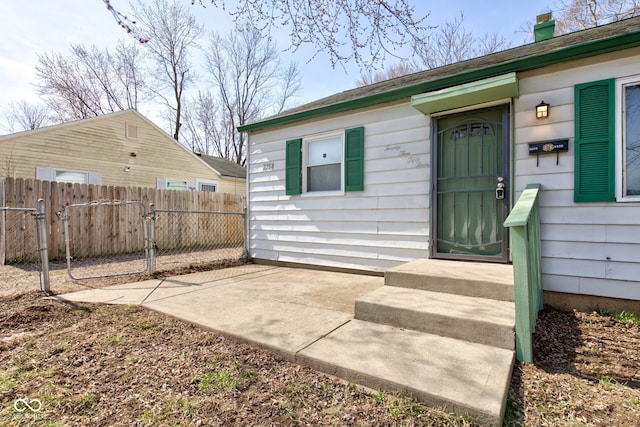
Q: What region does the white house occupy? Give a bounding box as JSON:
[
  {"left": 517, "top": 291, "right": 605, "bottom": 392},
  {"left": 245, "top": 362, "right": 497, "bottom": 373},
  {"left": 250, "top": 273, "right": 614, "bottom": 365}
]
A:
[{"left": 239, "top": 16, "right": 640, "bottom": 312}]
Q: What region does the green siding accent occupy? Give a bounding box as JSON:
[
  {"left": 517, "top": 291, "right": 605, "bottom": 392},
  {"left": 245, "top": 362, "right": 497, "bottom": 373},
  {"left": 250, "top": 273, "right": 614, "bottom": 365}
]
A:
[
  {"left": 503, "top": 183, "right": 543, "bottom": 363},
  {"left": 344, "top": 127, "right": 364, "bottom": 191},
  {"left": 238, "top": 30, "right": 640, "bottom": 133},
  {"left": 411, "top": 73, "right": 518, "bottom": 115},
  {"left": 285, "top": 138, "right": 302, "bottom": 195},
  {"left": 574, "top": 79, "right": 615, "bottom": 202}
]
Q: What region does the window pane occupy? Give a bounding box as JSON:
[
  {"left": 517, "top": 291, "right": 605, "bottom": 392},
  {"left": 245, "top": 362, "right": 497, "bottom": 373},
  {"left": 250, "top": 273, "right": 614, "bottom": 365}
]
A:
[
  {"left": 55, "top": 170, "right": 87, "bottom": 184},
  {"left": 308, "top": 163, "right": 341, "bottom": 191},
  {"left": 625, "top": 84, "right": 640, "bottom": 195},
  {"left": 167, "top": 180, "right": 188, "bottom": 190},
  {"left": 308, "top": 136, "right": 341, "bottom": 166}
]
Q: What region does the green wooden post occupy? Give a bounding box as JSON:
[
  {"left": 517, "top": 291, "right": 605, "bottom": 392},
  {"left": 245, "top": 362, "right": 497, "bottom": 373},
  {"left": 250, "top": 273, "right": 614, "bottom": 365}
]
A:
[
  {"left": 504, "top": 184, "right": 542, "bottom": 363},
  {"left": 510, "top": 224, "right": 534, "bottom": 362}
]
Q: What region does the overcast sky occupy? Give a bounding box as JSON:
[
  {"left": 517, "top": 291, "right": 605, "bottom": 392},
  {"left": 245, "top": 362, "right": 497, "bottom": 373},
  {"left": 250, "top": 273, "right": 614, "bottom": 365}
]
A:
[{"left": 0, "top": 0, "right": 553, "bottom": 130}]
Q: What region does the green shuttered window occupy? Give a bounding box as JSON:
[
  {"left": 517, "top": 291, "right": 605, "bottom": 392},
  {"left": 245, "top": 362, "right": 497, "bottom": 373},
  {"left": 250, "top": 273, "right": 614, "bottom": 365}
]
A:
[
  {"left": 284, "top": 127, "right": 364, "bottom": 195},
  {"left": 574, "top": 79, "right": 615, "bottom": 202},
  {"left": 344, "top": 126, "right": 364, "bottom": 191},
  {"left": 285, "top": 138, "right": 302, "bottom": 195}
]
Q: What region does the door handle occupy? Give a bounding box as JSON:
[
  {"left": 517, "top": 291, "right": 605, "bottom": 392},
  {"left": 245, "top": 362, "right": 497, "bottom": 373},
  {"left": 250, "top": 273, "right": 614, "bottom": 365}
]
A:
[{"left": 496, "top": 177, "right": 505, "bottom": 200}]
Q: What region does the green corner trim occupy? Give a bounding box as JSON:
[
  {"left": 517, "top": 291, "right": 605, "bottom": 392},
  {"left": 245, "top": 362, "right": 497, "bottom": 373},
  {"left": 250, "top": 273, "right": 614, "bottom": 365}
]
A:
[
  {"left": 411, "top": 72, "right": 518, "bottom": 115},
  {"left": 238, "top": 30, "right": 640, "bottom": 133}
]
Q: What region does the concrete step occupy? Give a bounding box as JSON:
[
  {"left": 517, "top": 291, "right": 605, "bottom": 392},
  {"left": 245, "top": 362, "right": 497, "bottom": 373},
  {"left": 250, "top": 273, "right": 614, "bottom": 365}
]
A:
[
  {"left": 355, "top": 286, "right": 515, "bottom": 350},
  {"left": 297, "top": 319, "right": 515, "bottom": 427},
  {"left": 385, "top": 259, "right": 515, "bottom": 302}
]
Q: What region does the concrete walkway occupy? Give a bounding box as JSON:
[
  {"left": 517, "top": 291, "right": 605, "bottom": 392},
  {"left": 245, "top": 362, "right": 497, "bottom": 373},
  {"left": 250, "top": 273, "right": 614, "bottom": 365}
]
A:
[
  {"left": 58, "top": 264, "right": 384, "bottom": 359},
  {"left": 58, "top": 263, "right": 513, "bottom": 426}
]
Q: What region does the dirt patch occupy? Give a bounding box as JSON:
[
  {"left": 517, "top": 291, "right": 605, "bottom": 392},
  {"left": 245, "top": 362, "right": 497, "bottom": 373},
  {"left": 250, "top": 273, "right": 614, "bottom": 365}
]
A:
[
  {"left": 504, "top": 306, "right": 640, "bottom": 426},
  {"left": 1, "top": 292, "right": 475, "bottom": 426}
]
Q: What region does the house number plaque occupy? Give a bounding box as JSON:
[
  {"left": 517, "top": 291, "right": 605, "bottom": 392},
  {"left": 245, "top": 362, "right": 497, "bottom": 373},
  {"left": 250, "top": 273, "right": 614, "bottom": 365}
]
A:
[
  {"left": 528, "top": 139, "right": 569, "bottom": 154},
  {"left": 528, "top": 139, "right": 569, "bottom": 166}
]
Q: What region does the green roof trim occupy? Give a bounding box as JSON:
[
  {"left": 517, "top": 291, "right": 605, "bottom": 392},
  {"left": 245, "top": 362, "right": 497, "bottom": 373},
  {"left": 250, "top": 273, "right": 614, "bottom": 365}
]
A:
[
  {"left": 411, "top": 72, "right": 518, "bottom": 115},
  {"left": 238, "top": 18, "right": 640, "bottom": 133}
]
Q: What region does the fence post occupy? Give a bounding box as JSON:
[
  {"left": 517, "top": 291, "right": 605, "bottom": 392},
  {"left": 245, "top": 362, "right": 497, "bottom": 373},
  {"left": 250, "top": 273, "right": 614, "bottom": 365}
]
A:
[
  {"left": 0, "top": 178, "right": 4, "bottom": 265},
  {"left": 36, "top": 199, "right": 51, "bottom": 293},
  {"left": 243, "top": 207, "right": 250, "bottom": 260},
  {"left": 148, "top": 203, "right": 156, "bottom": 275}
]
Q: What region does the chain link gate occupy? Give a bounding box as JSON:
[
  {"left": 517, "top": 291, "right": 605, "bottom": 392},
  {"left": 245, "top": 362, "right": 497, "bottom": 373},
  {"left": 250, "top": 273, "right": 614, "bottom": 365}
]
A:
[
  {"left": 1, "top": 201, "right": 49, "bottom": 292},
  {"left": 61, "top": 201, "right": 149, "bottom": 280},
  {"left": 59, "top": 200, "right": 247, "bottom": 281},
  {"left": 148, "top": 205, "right": 246, "bottom": 273}
]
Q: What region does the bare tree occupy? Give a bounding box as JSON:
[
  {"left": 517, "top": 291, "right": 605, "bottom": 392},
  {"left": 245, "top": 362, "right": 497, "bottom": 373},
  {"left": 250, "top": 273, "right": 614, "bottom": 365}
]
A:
[
  {"left": 355, "top": 62, "right": 417, "bottom": 87},
  {"left": 555, "top": 0, "right": 640, "bottom": 33},
  {"left": 131, "top": 0, "right": 203, "bottom": 141},
  {"left": 355, "top": 12, "right": 509, "bottom": 87},
  {"left": 105, "top": 0, "right": 430, "bottom": 70},
  {"left": 34, "top": 42, "right": 145, "bottom": 121},
  {"left": 412, "top": 12, "right": 510, "bottom": 70},
  {"left": 3, "top": 100, "right": 50, "bottom": 133},
  {"left": 184, "top": 26, "right": 301, "bottom": 165},
  {"left": 182, "top": 91, "right": 224, "bottom": 158}
]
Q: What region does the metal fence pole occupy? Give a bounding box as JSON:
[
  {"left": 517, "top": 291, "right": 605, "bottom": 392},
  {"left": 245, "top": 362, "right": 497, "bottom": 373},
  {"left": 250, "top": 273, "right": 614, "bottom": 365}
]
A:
[
  {"left": 148, "top": 203, "right": 156, "bottom": 275},
  {"left": 243, "top": 207, "right": 250, "bottom": 260},
  {"left": 35, "top": 199, "right": 50, "bottom": 293}
]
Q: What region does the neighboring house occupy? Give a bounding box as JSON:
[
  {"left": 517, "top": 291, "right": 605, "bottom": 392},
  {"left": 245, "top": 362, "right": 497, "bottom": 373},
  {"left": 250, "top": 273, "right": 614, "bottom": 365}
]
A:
[
  {"left": 196, "top": 153, "right": 247, "bottom": 195},
  {"left": 0, "top": 109, "right": 245, "bottom": 195},
  {"left": 239, "top": 16, "right": 640, "bottom": 310}
]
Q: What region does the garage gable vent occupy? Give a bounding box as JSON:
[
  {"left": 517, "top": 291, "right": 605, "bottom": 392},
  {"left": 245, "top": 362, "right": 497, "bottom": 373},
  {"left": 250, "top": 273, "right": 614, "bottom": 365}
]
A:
[{"left": 126, "top": 123, "right": 138, "bottom": 139}]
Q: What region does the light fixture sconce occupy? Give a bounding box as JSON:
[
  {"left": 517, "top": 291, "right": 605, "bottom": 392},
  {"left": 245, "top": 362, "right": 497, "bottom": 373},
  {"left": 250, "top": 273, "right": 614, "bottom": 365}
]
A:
[
  {"left": 536, "top": 101, "right": 549, "bottom": 119},
  {"left": 123, "top": 166, "right": 131, "bottom": 172}
]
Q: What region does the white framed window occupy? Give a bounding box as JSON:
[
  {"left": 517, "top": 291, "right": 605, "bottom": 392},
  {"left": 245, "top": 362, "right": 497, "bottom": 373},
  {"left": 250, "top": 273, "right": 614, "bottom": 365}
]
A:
[
  {"left": 304, "top": 132, "right": 343, "bottom": 193},
  {"left": 196, "top": 179, "right": 218, "bottom": 192},
  {"left": 617, "top": 76, "right": 640, "bottom": 201},
  {"left": 36, "top": 167, "right": 101, "bottom": 184}
]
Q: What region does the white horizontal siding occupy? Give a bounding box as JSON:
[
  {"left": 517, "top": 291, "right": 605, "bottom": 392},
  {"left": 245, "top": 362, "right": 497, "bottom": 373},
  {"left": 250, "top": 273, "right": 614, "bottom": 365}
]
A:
[
  {"left": 542, "top": 257, "right": 639, "bottom": 282},
  {"left": 248, "top": 46, "right": 640, "bottom": 300},
  {"left": 247, "top": 102, "right": 431, "bottom": 271},
  {"left": 544, "top": 274, "right": 640, "bottom": 300},
  {"left": 514, "top": 49, "right": 640, "bottom": 300}
]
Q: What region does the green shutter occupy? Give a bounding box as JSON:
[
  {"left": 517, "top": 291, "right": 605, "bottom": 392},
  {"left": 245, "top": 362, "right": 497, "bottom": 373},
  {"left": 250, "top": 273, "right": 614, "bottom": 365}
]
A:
[
  {"left": 285, "top": 138, "right": 302, "bottom": 195},
  {"left": 344, "top": 127, "right": 364, "bottom": 191},
  {"left": 574, "top": 79, "right": 615, "bottom": 202}
]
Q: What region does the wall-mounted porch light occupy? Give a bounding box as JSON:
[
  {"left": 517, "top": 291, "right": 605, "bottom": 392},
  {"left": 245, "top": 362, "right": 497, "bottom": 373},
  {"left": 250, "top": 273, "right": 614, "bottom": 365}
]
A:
[{"left": 536, "top": 101, "right": 549, "bottom": 119}]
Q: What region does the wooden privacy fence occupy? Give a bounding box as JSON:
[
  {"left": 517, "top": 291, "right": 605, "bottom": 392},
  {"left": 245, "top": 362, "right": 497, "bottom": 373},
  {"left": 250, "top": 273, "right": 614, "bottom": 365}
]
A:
[{"left": 0, "top": 178, "right": 246, "bottom": 263}]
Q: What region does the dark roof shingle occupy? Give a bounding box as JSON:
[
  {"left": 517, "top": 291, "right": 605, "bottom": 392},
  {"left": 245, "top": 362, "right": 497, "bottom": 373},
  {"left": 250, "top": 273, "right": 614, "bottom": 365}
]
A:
[{"left": 198, "top": 154, "right": 246, "bottom": 179}]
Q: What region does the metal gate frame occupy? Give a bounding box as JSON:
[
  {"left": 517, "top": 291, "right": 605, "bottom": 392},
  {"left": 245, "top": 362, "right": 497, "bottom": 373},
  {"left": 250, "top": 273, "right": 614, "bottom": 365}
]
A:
[
  {"left": 1, "top": 200, "right": 49, "bottom": 292},
  {"left": 61, "top": 200, "right": 149, "bottom": 280},
  {"left": 5, "top": 198, "right": 248, "bottom": 293}
]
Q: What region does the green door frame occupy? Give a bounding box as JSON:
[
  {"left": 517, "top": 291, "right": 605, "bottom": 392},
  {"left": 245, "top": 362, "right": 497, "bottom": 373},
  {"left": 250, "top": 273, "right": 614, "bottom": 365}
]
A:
[{"left": 430, "top": 104, "right": 511, "bottom": 263}]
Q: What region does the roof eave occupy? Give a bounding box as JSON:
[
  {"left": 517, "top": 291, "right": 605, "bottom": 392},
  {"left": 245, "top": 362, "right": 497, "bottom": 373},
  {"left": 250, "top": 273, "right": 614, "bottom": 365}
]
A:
[{"left": 238, "top": 29, "right": 640, "bottom": 133}]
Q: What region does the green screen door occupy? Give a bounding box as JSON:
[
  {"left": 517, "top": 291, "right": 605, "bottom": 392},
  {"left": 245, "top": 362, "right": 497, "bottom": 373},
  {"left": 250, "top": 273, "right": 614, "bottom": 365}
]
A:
[{"left": 434, "top": 106, "right": 509, "bottom": 261}]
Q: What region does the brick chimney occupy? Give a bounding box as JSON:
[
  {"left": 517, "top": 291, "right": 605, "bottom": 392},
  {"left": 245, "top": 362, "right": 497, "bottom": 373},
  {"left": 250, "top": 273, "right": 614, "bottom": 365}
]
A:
[{"left": 534, "top": 12, "right": 556, "bottom": 42}]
